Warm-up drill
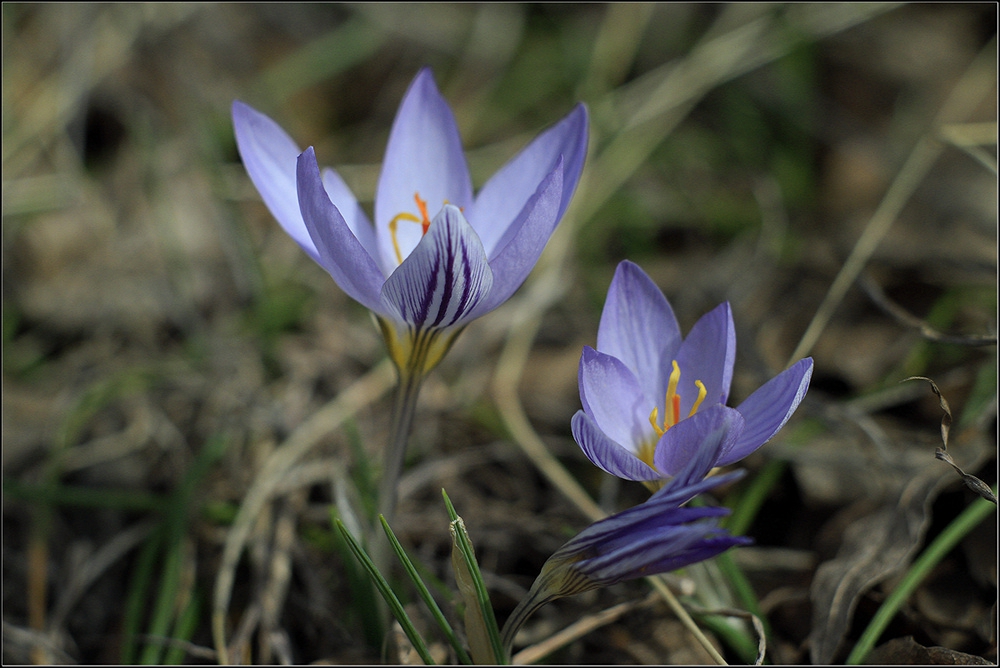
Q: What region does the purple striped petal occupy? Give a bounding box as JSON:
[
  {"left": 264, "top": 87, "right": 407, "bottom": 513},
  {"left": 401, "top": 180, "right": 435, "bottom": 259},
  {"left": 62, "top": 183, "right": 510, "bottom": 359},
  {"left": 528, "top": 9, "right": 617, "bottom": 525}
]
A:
[
  {"left": 375, "top": 68, "right": 473, "bottom": 272},
  {"left": 597, "top": 261, "right": 681, "bottom": 403},
  {"left": 571, "top": 410, "right": 661, "bottom": 482},
  {"left": 467, "top": 160, "right": 563, "bottom": 318},
  {"left": 578, "top": 347, "right": 653, "bottom": 452},
  {"left": 296, "top": 148, "right": 387, "bottom": 314},
  {"left": 719, "top": 357, "right": 813, "bottom": 466},
  {"left": 674, "top": 302, "right": 735, "bottom": 413},
  {"left": 471, "top": 104, "right": 588, "bottom": 255},
  {"left": 232, "top": 100, "right": 319, "bottom": 263},
  {"left": 379, "top": 205, "right": 493, "bottom": 330}
]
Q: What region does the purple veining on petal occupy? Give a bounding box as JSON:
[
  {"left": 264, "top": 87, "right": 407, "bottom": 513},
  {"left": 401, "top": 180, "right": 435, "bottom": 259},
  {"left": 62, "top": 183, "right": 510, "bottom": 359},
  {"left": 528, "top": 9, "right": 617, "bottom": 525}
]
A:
[{"left": 380, "top": 205, "right": 493, "bottom": 330}]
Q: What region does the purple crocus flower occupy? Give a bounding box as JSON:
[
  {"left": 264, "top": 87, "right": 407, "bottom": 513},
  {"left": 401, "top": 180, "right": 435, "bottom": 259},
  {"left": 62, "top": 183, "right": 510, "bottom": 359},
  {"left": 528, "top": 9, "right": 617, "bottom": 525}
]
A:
[
  {"left": 502, "top": 407, "right": 751, "bottom": 651},
  {"left": 232, "top": 68, "right": 588, "bottom": 377},
  {"left": 572, "top": 260, "right": 813, "bottom": 486}
]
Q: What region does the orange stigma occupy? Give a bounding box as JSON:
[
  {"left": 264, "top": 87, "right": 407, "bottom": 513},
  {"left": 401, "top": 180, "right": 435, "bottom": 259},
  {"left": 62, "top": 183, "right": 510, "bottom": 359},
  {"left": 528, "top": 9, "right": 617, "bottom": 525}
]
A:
[{"left": 388, "top": 192, "right": 435, "bottom": 264}]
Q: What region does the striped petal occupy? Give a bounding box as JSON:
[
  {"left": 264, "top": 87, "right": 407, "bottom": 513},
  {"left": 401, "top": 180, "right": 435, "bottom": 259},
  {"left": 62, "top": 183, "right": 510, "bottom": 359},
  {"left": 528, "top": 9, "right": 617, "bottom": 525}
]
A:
[{"left": 379, "top": 205, "right": 493, "bottom": 330}]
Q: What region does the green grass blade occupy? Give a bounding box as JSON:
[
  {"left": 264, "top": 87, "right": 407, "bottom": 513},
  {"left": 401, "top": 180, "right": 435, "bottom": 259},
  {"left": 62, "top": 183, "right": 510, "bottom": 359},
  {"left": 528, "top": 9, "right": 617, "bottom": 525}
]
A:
[
  {"left": 329, "top": 506, "right": 385, "bottom": 649},
  {"left": 708, "top": 550, "right": 772, "bottom": 664},
  {"left": 335, "top": 519, "right": 436, "bottom": 665},
  {"left": 3, "top": 478, "right": 168, "bottom": 513},
  {"left": 380, "top": 514, "right": 473, "bottom": 664},
  {"left": 139, "top": 435, "right": 228, "bottom": 664},
  {"left": 121, "top": 528, "right": 163, "bottom": 663},
  {"left": 724, "top": 459, "right": 786, "bottom": 536},
  {"left": 846, "top": 489, "right": 997, "bottom": 664},
  {"left": 163, "top": 590, "right": 201, "bottom": 665},
  {"left": 442, "top": 489, "right": 506, "bottom": 665}
]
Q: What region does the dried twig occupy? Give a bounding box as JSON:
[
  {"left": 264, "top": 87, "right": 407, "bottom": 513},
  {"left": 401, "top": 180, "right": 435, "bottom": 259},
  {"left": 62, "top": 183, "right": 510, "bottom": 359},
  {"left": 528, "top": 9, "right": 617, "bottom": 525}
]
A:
[
  {"left": 902, "top": 376, "right": 996, "bottom": 504},
  {"left": 511, "top": 593, "right": 659, "bottom": 665},
  {"left": 860, "top": 273, "right": 997, "bottom": 347}
]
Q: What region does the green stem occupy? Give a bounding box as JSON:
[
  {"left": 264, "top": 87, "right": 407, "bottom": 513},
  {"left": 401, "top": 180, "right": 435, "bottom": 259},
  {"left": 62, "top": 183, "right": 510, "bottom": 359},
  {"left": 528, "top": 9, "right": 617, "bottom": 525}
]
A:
[
  {"left": 370, "top": 368, "right": 424, "bottom": 581},
  {"left": 376, "top": 369, "right": 424, "bottom": 531},
  {"left": 846, "top": 489, "right": 997, "bottom": 664}
]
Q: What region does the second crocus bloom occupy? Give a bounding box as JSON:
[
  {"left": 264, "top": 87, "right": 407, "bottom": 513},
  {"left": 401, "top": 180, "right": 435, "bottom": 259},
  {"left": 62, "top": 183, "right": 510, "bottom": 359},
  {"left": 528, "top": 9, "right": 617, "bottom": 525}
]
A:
[
  {"left": 233, "top": 68, "right": 588, "bottom": 378},
  {"left": 572, "top": 260, "right": 813, "bottom": 486}
]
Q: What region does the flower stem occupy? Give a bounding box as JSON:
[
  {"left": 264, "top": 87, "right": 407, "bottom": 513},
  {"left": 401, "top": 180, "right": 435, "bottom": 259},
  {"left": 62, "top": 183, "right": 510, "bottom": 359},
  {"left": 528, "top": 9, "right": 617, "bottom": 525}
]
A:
[{"left": 370, "top": 366, "right": 424, "bottom": 575}]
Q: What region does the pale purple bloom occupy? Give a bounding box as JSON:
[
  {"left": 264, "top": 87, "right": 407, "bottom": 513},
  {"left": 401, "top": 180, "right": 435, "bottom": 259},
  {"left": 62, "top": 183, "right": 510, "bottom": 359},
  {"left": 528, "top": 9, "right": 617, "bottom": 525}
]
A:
[
  {"left": 502, "top": 409, "right": 751, "bottom": 648},
  {"left": 232, "top": 68, "right": 587, "bottom": 374},
  {"left": 572, "top": 260, "right": 813, "bottom": 484}
]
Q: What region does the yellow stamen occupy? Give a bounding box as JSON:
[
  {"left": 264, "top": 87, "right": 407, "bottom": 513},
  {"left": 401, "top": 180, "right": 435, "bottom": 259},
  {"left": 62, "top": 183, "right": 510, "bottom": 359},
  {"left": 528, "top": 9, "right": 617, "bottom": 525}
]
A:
[
  {"left": 648, "top": 360, "right": 707, "bottom": 438},
  {"left": 649, "top": 407, "right": 664, "bottom": 438},
  {"left": 689, "top": 380, "right": 707, "bottom": 417},
  {"left": 664, "top": 360, "right": 681, "bottom": 426},
  {"left": 636, "top": 439, "right": 656, "bottom": 469},
  {"left": 388, "top": 192, "right": 434, "bottom": 264}
]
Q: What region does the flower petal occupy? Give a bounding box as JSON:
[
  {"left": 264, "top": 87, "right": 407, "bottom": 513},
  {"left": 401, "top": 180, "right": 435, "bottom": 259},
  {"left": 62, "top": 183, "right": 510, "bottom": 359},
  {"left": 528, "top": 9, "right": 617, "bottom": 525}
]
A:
[
  {"left": 466, "top": 159, "right": 563, "bottom": 318},
  {"left": 597, "top": 261, "right": 681, "bottom": 403},
  {"left": 674, "top": 302, "right": 736, "bottom": 413},
  {"left": 379, "top": 205, "right": 493, "bottom": 330},
  {"left": 719, "top": 357, "right": 814, "bottom": 466},
  {"left": 571, "top": 411, "right": 661, "bottom": 482},
  {"left": 295, "top": 148, "right": 387, "bottom": 314},
  {"left": 580, "top": 509, "right": 745, "bottom": 584},
  {"left": 232, "top": 100, "right": 319, "bottom": 263},
  {"left": 653, "top": 405, "right": 745, "bottom": 478},
  {"left": 578, "top": 347, "right": 653, "bottom": 452},
  {"left": 374, "top": 68, "right": 473, "bottom": 271},
  {"left": 320, "top": 167, "right": 382, "bottom": 276},
  {"left": 471, "top": 104, "right": 588, "bottom": 255}
]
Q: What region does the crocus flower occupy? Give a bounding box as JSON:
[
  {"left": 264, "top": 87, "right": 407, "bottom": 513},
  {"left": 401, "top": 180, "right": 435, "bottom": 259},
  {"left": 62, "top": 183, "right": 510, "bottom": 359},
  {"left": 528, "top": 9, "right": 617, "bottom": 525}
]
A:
[
  {"left": 232, "top": 68, "right": 588, "bottom": 378},
  {"left": 501, "top": 407, "right": 752, "bottom": 652},
  {"left": 572, "top": 260, "right": 813, "bottom": 487}
]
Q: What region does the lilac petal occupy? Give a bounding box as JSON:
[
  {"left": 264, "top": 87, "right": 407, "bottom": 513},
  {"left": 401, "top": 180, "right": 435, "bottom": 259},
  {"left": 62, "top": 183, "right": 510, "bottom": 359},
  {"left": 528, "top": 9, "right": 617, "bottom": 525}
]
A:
[
  {"left": 624, "top": 532, "right": 752, "bottom": 581},
  {"left": 597, "top": 261, "right": 681, "bottom": 403},
  {"left": 653, "top": 405, "right": 745, "bottom": 478},
  {"left": 718, "top": 357, "right": 814, "bottom": 466},
  {"left": 295, "top": 148, "right": 387, "bottom": 314},
  {"left": 577, "top": 347, "right": 653, "bottom": 452},
  {"left": 557, "top": 501, "right": 729, "bottom": 557},
  {"left": 582, "top": 510, "right": 742, "bottom": 583},
  {"left": 471, "top": 104, "right": 588, "bottom": 255},
  {"left": 571, "top": 411, "right": 661, "bottom": 482},
  {"left": 320, "top": 167, "right": 382, "bottom": 277},
  {"left": 465, "top": 160, "right": 563, "bottom": 318},
  {"left": 674, "top": 302, "right": 736, "bottom": 414},
  {"left": 379, "top": 205, "right": 493, "bottom": 330},
  {"left": 232, "top": 100, "right": 319, "bottom": 263},
  {"left": 374, "top": 68, "right": 473, "bottom": 272},
  {"left": 655, "top": 468, "right": 746, "bottom": 510}
]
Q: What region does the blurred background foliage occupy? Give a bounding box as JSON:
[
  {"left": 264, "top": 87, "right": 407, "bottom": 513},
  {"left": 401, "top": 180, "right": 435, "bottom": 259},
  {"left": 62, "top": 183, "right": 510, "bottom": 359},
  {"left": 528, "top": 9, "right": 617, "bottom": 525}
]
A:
[{"left": 3, "top": 3, "right": 996, "bottom": 664}]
